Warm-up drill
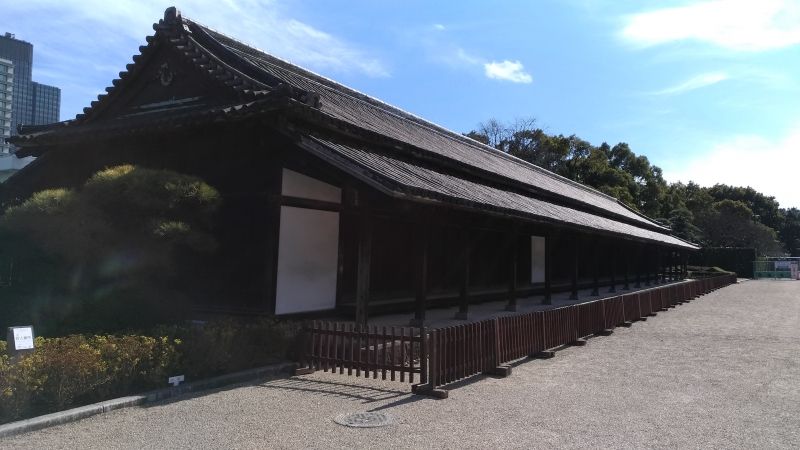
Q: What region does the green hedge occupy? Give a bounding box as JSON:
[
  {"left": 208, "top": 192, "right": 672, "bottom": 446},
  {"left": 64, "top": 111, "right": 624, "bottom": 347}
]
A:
[
  {"left": 0, "top": 319, "right": 300, "bottom": 424},
  {"left": 689, "top": 247, "right": 755, "bottom": 278}
]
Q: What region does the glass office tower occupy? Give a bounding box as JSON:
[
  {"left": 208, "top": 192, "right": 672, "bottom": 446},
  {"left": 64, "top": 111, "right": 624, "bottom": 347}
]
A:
[{"left": 0, "top": 32, "right": 60, "bottom": 167}]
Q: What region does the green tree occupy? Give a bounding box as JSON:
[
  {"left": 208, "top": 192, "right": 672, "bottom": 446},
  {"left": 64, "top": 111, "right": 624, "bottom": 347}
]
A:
[{"left": 1, "top": 165, "right": 221, "bottom": 334}]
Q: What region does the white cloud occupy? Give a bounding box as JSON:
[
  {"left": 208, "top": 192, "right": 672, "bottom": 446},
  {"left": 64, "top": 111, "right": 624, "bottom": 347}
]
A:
[
  {"left": 483, "top": 60, "right": 533, "bottom": 84},
  {"left": 666, "top": 124, "right": 800, "bottom": 208},
  {"left": 433, "top": 23, "right": 446, "bottom": 31},
  {"left": 650, "top": 72, "right": 729, "bottom": 95},
  {"left": 622, "top": 0, "right": 800, "bottom": 51},
  {"left": 1, "top": 0, "right": 389, "bottom": 78}
]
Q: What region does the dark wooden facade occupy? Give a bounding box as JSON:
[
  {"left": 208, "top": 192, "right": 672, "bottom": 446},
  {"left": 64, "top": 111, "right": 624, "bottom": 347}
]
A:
[{"left": 3, "top": 8, "right": 697, "bottom": 325}]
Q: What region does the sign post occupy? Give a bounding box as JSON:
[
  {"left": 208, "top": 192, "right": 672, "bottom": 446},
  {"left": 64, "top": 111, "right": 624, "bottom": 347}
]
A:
[{"left": 6, "top": 326, "right": 35, "bottom": 357}]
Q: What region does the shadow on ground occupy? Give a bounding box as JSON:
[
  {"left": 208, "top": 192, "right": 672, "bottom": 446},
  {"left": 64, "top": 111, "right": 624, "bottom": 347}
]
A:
[{"left": 257, "top": 377, "right": 410, "bottom": 404}]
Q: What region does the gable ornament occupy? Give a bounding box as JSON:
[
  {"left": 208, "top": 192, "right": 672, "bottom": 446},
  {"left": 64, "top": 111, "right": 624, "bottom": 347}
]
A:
[{"left": 158, "top": 62, "right": 175, "bottom": 86}]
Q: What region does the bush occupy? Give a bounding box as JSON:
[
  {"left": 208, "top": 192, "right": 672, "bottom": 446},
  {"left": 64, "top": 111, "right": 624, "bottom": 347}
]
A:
[
  {"left": 0, "top": 165, "right": 221, "bottom": 335},
  {"left": 156, "top": 318, "right": 301, "bottom": 379},
  {"left": 0, "top": 335, "right": 180, "bottom": 423},
  {"left": 0, "top": 319, "right": 299, "bottom": 424}
]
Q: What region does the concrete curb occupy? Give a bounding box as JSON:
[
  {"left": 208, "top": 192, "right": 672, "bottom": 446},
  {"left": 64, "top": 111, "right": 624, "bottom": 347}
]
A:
[{"left": 0, "top": 361, "right": 297, "bottom": 439}]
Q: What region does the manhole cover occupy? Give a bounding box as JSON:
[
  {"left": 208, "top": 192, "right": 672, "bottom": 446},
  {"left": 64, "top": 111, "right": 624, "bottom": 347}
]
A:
[{"left": 334, "top": 412, "right": 394, "bottom": 428}]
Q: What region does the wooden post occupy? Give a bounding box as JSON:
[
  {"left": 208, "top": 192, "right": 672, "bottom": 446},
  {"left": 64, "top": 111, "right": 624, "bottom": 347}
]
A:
[
  {"left": 658, "top": 247, "right": 665, "bottom": 283},
  {"left": 683, "top": 250, "right": 689, "bottom": 278},
  {"left": 591, "top": 238, "right": 599, "bottom": 296},
  {"left": 623, "top": 242, "right": 630, "bottom": 290},
  {"left": 505, "top": 223, "right": 519, "bottom": 312},
  {"left": 608, "top": 243, "right": 617, "bottom": 293},
  {"left": 410, "top": 221, "right": 429, "bottom": 327},
  {"left": 569, "top": 233, "right": 579, "bottom": 300},
  {"left": 644, "top": 245, "right": 652, "bottom": 286},
  {"left": 543, "top": 230, "right": 553, "bottom": 305},
  {"left": 455, "top": 228, "right": 471, "bottom": 320},
  {"left": 671, "top": 250, "right": 677, "bottom": 281},
  {"left": 634, "top": 243, "right": 642, "bottom": 288},
  {"left": 355, "top": 209, "right": 372, "bottom": 329},
  {"left": 671, "top": 250, "right": 676, "bottom": 281}
]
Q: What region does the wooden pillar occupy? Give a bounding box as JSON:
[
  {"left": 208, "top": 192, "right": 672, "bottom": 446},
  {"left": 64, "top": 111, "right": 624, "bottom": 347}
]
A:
[
  {"left": 569, "top": 233, "right": 579, "bottom": 300},
  {"left": 543, "top": 230, "right": 553, "bottom": 305},
  {"left": 355, "top": 209, "right": 372, "bottom": 329},
  {"left": 665, "top": 250, "right": 671, "bottom": 282},
  {"left": 669, "top": 250, "right": 678, "bottom": 281},
  {"left": 670, "top": 250, "right": 676, "bottom": 281},
  {"left": 634, "top": 243, "right": 642, "bottom": 288},
  {"left": 455, "top": 228, "right": 471, "bottom": 320},
  {"left": 683, "top": 250, "right": 689, "bottom": 278},
  {"left": 658, "top": 247, "right": 665, "bottom": 283},
  {"left": 645, "top": 245, "right": 652, "bottom": 286},
  {"left": 608, "top": 242, "right": 617, "bottom": 293},
  {"left": 505, "top": 224, "right": 519, "bottom": 311},
  {"left": 410, "top": 222, "right": 429, "bottom": 327},
  {"left": 591, "top": 238, "right": 599, "bottom": 296},
  {"left": 623, "top": 242, "right": 630, "bottom": 290}
]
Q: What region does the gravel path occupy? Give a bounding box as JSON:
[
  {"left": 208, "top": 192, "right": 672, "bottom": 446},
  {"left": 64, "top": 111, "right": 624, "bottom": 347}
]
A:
[{"left": 2, "top": 280, "right": 798, "bottom": 449}]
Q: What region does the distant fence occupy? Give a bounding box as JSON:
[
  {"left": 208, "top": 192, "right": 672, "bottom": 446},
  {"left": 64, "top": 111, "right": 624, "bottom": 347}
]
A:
[
  {"left": 753, "top": 259, "right": 800, "bottom": 280},
  {"left": 296, "top": 274, "right": 737, "bottom": 393}
]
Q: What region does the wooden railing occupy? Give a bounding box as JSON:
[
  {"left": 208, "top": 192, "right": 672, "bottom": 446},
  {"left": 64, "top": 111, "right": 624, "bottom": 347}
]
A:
[
  {"left": 296, "top": 274, "right": 737, "bottom": 395},
  {"left": 426, "top": 275, "right": 736, "bottom": 390},
  {"left": 296, "top": 321, "right": 425, "bottom": 384}
]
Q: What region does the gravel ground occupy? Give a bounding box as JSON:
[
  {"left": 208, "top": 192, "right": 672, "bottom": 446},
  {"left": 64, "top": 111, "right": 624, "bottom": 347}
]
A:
[{"left": 2, "top": 280, "right": 798, "bottom": 449}]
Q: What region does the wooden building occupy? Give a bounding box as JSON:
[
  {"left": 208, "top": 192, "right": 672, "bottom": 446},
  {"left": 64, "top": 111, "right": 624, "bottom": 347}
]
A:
[{"left": 3, "top": 8, "right": 696, "bottom": 325}]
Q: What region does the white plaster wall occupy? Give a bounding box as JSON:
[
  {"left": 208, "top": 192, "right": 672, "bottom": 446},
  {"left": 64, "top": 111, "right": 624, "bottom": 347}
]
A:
[
  {"left": 275, "top": 206, "right": 340, "bottom": 315},
  {"left": 281, "top": 168, "right": 341, "bottom": 203},
  {"left": 531, "top": 235, "right": 545, "bottom": 283}
]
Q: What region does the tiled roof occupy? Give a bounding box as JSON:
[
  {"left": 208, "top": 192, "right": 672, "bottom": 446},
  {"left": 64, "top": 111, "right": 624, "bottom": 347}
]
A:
[
  {"left": 301, "top": 137, "right": 696, "bottom": 249},
  {"left": 193, "top": 21, "right": 668, "bottom": 233},
  {"left": 9, "top": 7, "right": 694, "bottom": 247}
]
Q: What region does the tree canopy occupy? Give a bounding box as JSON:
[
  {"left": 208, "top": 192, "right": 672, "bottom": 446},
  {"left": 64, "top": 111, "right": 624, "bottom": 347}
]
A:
[
  {"left": 466, "top": 118, "right": 796, "bottom": 256},
  {"left": 0, "top": 165, "right": 221, "bottom": 333}
]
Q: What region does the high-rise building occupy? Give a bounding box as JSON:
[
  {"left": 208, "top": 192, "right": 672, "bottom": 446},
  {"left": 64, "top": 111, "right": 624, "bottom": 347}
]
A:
[
  {"left": 0, "top": 32, "right": 60, "bottom": 169},
  {"left": 32, "top": 81, "right": 60, "bottom": 125},
  {"left": 0, "top": 57, "right": 12, "bottom": 156}
]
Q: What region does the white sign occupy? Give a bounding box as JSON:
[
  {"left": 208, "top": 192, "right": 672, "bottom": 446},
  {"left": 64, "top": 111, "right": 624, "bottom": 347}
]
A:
[
  {"left": 13, "top": 327, "right": 34, "bottom": 351},
  {"left": 168, "top": 375, "right": 185, "bottom": 387}
]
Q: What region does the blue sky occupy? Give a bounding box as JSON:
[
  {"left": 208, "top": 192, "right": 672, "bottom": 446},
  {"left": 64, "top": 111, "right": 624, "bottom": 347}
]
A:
[{"left": 2, "top": 0, "right": 799, "bottom": 207}]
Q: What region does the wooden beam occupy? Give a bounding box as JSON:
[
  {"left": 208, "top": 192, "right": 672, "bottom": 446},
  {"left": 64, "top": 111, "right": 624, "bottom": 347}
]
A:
[
  {"left": 455, "top": 228, "right": 471, "bottom": 320},
  {"left": 262, "top": 162, "right": 283, "bottom": 315},
  {"left": 505, "top": 223, "right": 519, "bottom": 312},
  {"left": 608, "top": 243, "right": 617, "bottom": 293},
  {"left": 355, "top": 208, "right": 372, "bottom": 329},
  {"left": 683, "top": 250, "right": 689, "bottom": 278},
  {"left": 569, "top": 233, "right": 579, "bottom": 300},
  {"left": 623, "top": 242, "right": 630, "bottom": 290},
  {"left": 591, "top": 238, "right": 599, "bottom": 296},
  {"left": 543, "top": 230, "right": 553, "bottom": 305},
  {"left": 410, "top": 221, "right": 429, "bottom": 327}
]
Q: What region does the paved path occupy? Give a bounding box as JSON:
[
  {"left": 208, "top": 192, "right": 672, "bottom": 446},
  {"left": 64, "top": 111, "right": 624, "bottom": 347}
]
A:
[{"left": 2, "top": 280, "right": 798, "bottom": 449}]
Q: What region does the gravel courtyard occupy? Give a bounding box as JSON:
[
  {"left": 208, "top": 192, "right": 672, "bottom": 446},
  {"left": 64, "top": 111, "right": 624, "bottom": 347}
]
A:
[{"left": 2, "top": 279, "right": 798, "bottom": 449}]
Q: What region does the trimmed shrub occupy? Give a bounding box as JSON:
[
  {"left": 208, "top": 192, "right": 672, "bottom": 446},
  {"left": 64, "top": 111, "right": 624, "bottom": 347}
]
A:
[
  {"left": 689, "top": 247, "right": 754, "bottom": 277},
  {"left": 0, "top": 319, "right": 299, "bottom": 424},
  {"left": 157, "top": 319, "right": 302, "bottom": 379}
]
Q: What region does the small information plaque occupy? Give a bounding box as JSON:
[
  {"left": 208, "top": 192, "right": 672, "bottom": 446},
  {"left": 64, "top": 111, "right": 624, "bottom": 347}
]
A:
[
  {"left": 168, "top": 375, "right": 185, "bottom": 387},
  {"left": 7, "top": 326, "right": 35, "bottom": 356}
]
